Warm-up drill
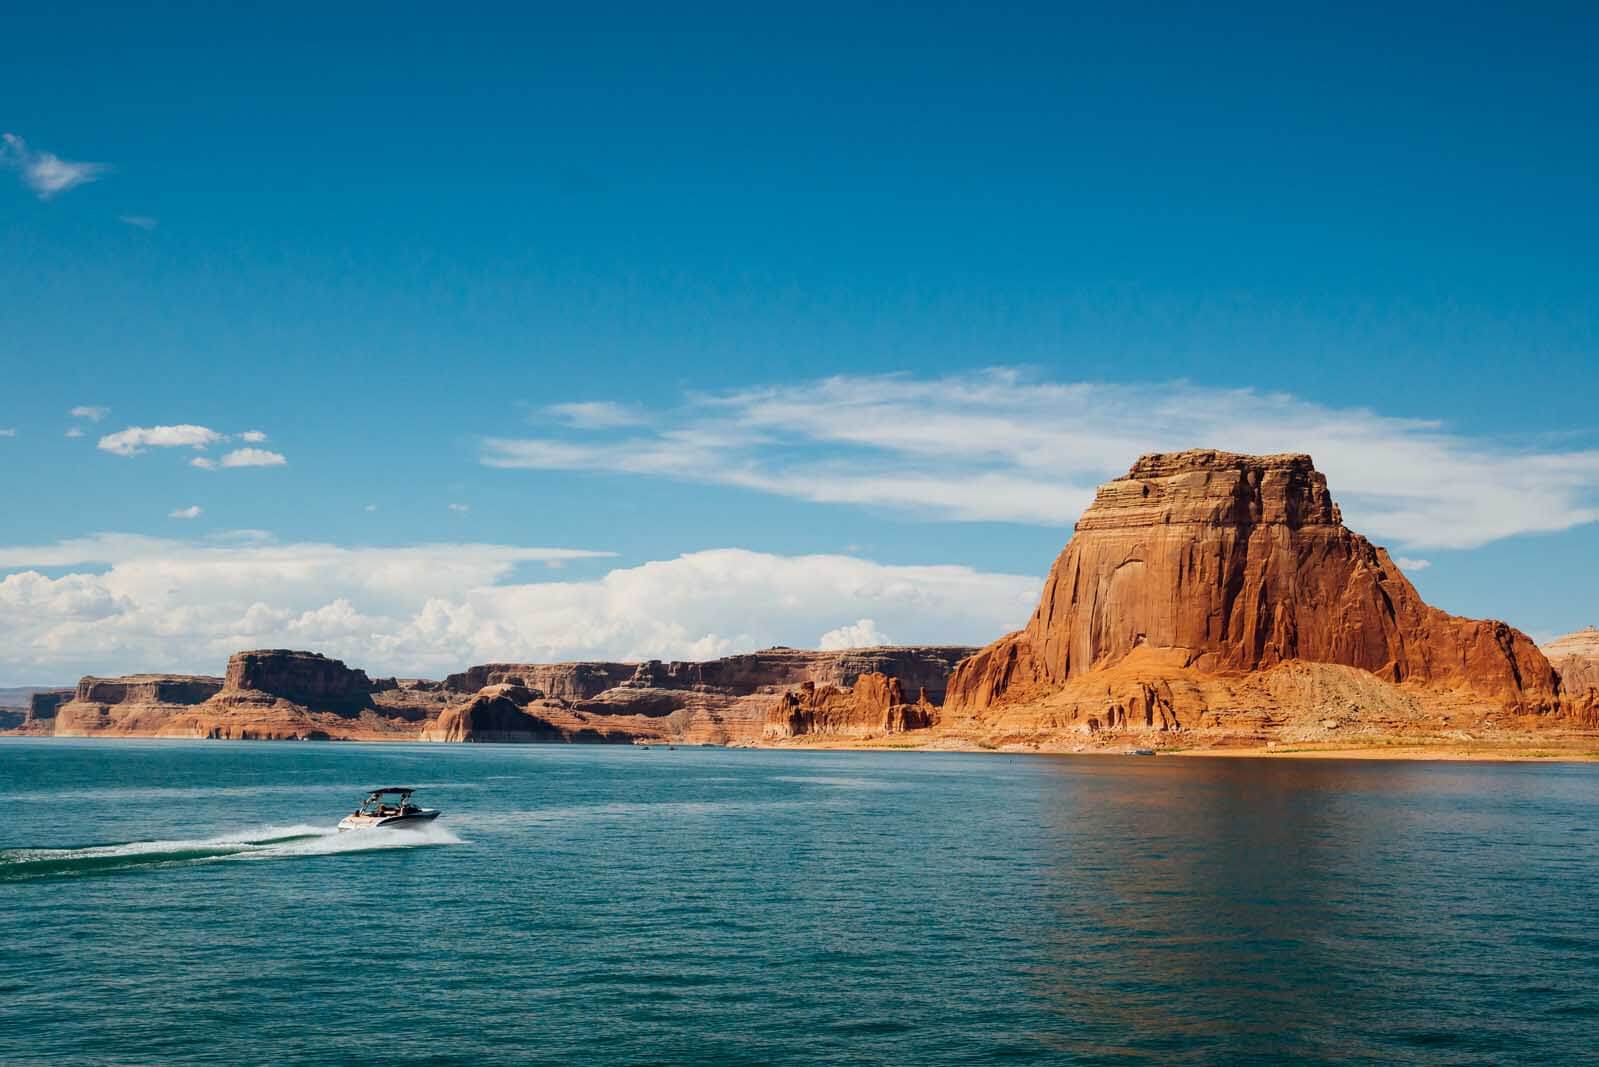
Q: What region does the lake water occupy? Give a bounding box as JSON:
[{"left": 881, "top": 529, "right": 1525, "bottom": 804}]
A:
[{"left": 2, "top": 739, "right": 1595, "bottom": 1065}]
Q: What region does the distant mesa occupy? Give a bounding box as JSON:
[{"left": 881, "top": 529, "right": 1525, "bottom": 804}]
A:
[
  {"left": 7, "top": 450, "right": 1596, "bottom": 752},
  {"left": 21, "top": 645, "right": 975, "bottom": 745}
]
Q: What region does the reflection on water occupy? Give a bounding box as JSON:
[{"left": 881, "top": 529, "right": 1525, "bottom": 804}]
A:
[{"left": 0, "top": 739, "right": 1594, "bottom": 1065}]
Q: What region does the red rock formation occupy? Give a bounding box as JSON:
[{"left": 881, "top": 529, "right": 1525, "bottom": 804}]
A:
[
  {"left": 440, "top": 647, "right": 974, "bottom": 743},
  {"left": 765, "top": 672, "right": 938, "bottom": 739},
  {"left": 421, "top": 685, "right": 565, "bottom": 743},
  {"left": 1545, "top": 627, "right": 1599, "bottom": 726},
  {"left": 50, "top": 674, "right": 225, "bottom": 736},
  {"left": 948, "top": 451, "right": 1565, "bottom": 734},
  {"left": 223, "top": 649, "right": 373, "bottom": 712},
  {"left": 26, "top": 688, "right": 74, "bottom": 725}
]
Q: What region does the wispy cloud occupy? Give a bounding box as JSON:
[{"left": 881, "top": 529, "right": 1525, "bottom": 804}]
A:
[
  {"left": 99, "top": 424, "right": 222, "bottom": 456},
  {"left": 70, "top": 405, "right": 110, "bottom": 422},
  {"left": 1395, "top": 557, "right": 1432, "bottom": 572},
  {"left": 238, "top": 430, "right": 267, "bottom": 443},
  {"left": 448, "top": 503, "right": 470, "bottom": 512},
  {"left": 545, "top": 401, "right": 645, "bottom": 429},
  {"left": 65, "top": 427, "right": 84, "bottom": 438},
  {"left": 168, "top": 505, "right": 203, "bottom": 520},
  {"left": 118, "top": 215, "right": 157, "bottom": 230},
  {"left": 1, "top": 133, "right": 108, "bottom": 199},
  {"left": 482, "top": 370, "right": 1599, "bottom": 550},
  {"left": 0, "top": 428, "right": 16, "bottom": 438}
]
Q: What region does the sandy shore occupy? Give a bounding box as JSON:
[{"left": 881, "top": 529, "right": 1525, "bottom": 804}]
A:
[{"left": 766, "top": 733, "right": 1599, "bottom": 762}]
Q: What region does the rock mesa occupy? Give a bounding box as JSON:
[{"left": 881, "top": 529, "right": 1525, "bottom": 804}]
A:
[{"left": 947, "top": 451, "right": 1567, "bottom": 738}]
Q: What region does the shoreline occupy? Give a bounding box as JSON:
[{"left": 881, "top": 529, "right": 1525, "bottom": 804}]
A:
[{"left": 6, "top": 731, "right": 1598, "bottom": 763}]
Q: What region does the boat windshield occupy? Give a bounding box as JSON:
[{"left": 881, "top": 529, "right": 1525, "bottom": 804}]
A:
[{"left": 356, "top": 790, "right": 415, "bottom": 816}]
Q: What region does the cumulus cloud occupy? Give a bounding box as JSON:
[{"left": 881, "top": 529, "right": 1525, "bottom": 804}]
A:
[
  {"left": 0, "top": 536, "right": 1033, "bottom": 683},
  {"left": 1, "top": 133, "right": 108, "bottom": 199},
  {"left": 818, "top": 618, "right": 893, "bottom": 650},
  {"left": 168, "top": 506, "right": 203, "bottom": 520},
  {"left": 70, "top": 405, "right": 110, "bottom": 422},
  {"left": 482, "top": 370, "right": 1599, "bottom": 550},
  {"left": 546, "top": 401, "right": 645, "bottom": 429},
  {"left": 217, "top": 447, "right": 285, "bottom": 468},
  {"left": 239, "top": 430, "right": 267, "bottom": 442},
  {"left": 99, "top": 424, "right": 222, "bottom": 456}
]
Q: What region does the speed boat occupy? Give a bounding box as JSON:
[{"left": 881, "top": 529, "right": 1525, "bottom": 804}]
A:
[{"left": 338, "top": 787, "right": 441, "bottom": 831}]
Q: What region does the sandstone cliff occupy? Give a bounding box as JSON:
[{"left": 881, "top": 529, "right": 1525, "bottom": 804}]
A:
[
  {"left": 764, "top": 672, "right": 938, "bottom": 740},
  {"left": 26, "top": 689, "right": 74, "bottom": 726},
  {"left": 945, "top": 451, "right": 1569, "bottom": 744},
  {"left": 31, "top": 645, "right": 974, "bottom": 744},
  {"left": 1544, "top": 627, "right": 1599, "bottom": 726},
  {"left": 51, "top": 674, "right": 224, "bottom": 736},
  {"left": 434, "top": 647, "right": 973, "bottom": 744}
]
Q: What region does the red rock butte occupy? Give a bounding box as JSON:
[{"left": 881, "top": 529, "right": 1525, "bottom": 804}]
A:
[{"left": 946, "top": 450, "right": 1569, "bottom": 732}]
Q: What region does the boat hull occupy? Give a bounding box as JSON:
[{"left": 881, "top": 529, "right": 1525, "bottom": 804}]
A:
[{"left": 337, "top": 809, "right": 441, "bottom": 832}]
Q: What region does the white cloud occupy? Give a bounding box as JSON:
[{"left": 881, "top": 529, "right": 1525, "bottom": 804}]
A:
[
  {"left": 168, "top": 506, "right": 203, "bottom": 520},
  {"left": 448, "top": 503, "right": 470, "bottom": 512},
  {"left": 70, "top": 405, "right": 110, "bottom": 422},
  {"left": 217, "top": 447, "right": 286, "bottom": 468},
  {"left": 65, "top": 427, "right": 84, "bottom": 438},
  {"left": 1395, "top": 557, "right": 1432, "bottom": 572},
  {"left": 546, "top": 401, "right": 644, "bottom": 429},
  {"left": 819, "top": 618, "right": 892, "bottom": 650},
  {"left": 0, "top": 428, "right": 15, "bottom": 438},
  {"left": 0, "top": 537, "right": 1032, "bottom": 682},
  {"left": 364, "top": 504, "right": 378, "bottom": 512},
  {"left": 118, "top": 215, "right": 157, "bottom": 230},
  {"left": 482, "top": 370, "right": 1599, "bottom": 550},
  {"left": 99, "top": 424, "right": 222, "bottom": 456},
  {"left": 238, "top": 430, "right": 267, "bottom": 443},
  {"left": 1, "top": 133, "right": 108, "bottom": 199}
]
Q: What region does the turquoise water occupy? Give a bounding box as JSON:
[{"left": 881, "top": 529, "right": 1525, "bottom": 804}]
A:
[{"left": 3, "top": 740, "right": 1596, "bottom": 1065}]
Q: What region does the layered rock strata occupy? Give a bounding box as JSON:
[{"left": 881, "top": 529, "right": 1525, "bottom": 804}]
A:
[
  {"left": 51, "top": 674, "right": 224, "bottom": 736},
  {"left": 28, "top": 646, "right": 974, "bottom": 744},
  {"left": 433, "top": 647, "right": 973, "bottom": 744},
  {"left": 765, "top": 673, "right": 938, "bottom": 739},
  {"left": 1544, "top": 627, "right": 1599, "bottom": 726},
  {"left": 26, "top": 689, "right": 74, "bottom": 725},
  {"left": 946, "top": 451, "right": 1570, "bottom": 743}
]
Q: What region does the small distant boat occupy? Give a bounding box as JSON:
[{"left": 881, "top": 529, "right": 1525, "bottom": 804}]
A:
[
  {"left": 1128, "top": 748, "right": 1157, "bottom": 757},
  {"left": 338, "top": 787, "right": 441, "bottom": 831}
]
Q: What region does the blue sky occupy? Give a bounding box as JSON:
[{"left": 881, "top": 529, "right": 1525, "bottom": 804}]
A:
[{"left": 2, "top": 3, "right": 1596, "bottom": 683}]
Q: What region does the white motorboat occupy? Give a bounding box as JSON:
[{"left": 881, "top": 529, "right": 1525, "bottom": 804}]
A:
[{"left": 338, "top": 787, "right": 441, "bottom": 831}]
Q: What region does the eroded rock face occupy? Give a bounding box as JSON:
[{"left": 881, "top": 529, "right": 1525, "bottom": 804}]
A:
[
  {"left": 50, "top": 674, "right": 225, "bottom": 736},
  {"left": 26, "top": 689, "right": 74, "bottom": 724},
  {"left": 947, "top": 451, "right": 1565, "bottom": 729},
  {"left": 223, "top": 650, "right": 373, "bottom": 712},
  {"left": 765, "top": 672, "right": 938, "bottom": 739},
  {"left": 1545, "top": 627, "right": 1599, "bottom": 726},
  {"left": 441, "top": 647, "right": 975, "bottom": 743}
]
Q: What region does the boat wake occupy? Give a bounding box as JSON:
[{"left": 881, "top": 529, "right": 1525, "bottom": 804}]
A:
[{"left": 0, "top": 822, "right": 462, "bottom": 882}]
